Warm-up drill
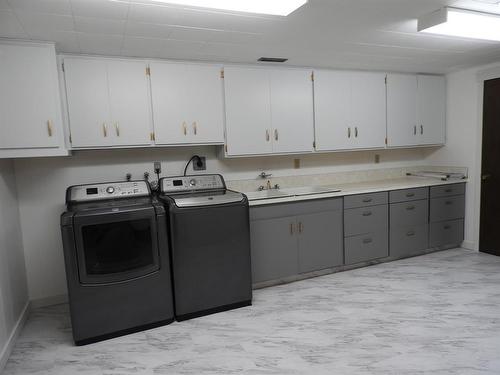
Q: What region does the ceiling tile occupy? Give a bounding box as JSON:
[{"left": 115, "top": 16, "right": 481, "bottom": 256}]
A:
[
  {"left": 77, "top": 32, "right": 123, "bottom": 55},
  {"left": 0, "top": 10, "right": 28, "bottom": 38},
  {"left": 121, "top": 36, "right": 166, "bottom": 56},
  {"left": 127, "top": 3, "right": 180, "bottom": 24},
  {"left": 74, "top": 16, "right": 126, "bottom": 34},
  {"left": 70, "top": 0, "right": 129, "bottom": 20},
  {"left": 168, "top": 26, "right": 261, "bottom": 44},
  {"left": 0, "top": 0, "right": 10, "bottom": 10},
  {"left": 38, "top": 30, "right": 80, "bottom": 52},
  {"left": 8, "top": 0, "right": 72, "bottom": 15},
  {"left": 125, "top": 21, "right": 173, "bottom": 39},
  {"left": 15, "top": 12, "right": 74, "bottom": 37}
]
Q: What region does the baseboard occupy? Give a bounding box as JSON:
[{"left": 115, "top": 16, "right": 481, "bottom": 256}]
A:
[
  {"left": 0, "top": 301, "right": 30, "bottom": 373},
  {"left": 30, "top": 294, "right": 68, "bottom": 309},
  {"left": 461, "top": 240, "right": 476, "bottom": 251}
]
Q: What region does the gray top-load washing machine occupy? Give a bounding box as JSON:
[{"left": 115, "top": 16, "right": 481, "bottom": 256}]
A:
[
  {"left": 158, "top": 174, "right": 252, "bottom": 321},
  {"left": 61, "top": 181, "right": 174, "bottom": 345}
]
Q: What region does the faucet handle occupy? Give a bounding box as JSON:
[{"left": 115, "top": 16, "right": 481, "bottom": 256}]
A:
[
  {"left": 259, "top": 171, "right": 272, "bottom": 179},
  {"left": 274, "top": 184, "right": 280, "bottom": 190}
]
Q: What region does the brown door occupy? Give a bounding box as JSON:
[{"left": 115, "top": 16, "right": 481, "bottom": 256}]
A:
[{"left": 480, "top": 78, "right": 500, "bottom": 256}]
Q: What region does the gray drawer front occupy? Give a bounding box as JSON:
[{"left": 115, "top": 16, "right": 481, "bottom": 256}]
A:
[
  {"left": 390, "top": 200, "right": 428, "bottom": 227},
  {"left": 250, "top": 198, "right": 342, "bottom": 221},
  {"left": 344, "top": 204, "right": 388, "bottom": 237},
  {"left": 430, "top": 183, "right": 465, "bottom": 198},
  {"left": 344, "top": 192, "right": 388, "bottom": 209},
  {"left": 390, "top": 224, "right": 429, "bottom": 258},
  {"left": 345, "top": 232, "right": 388, "bottom": 265},
  {"left": 430, "top": 195, "right": 465, "bottom": 222},
  {"left": 389, "top": 187, "right": 428, "bottom": 203},
  {"left": 429, "top": 219, "right": 464, "bottom": 248}
]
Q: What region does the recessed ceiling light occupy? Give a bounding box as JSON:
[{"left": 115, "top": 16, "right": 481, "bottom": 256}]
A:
[
  {"left": 418, "top": 7, "right": 500, "bottom": 41},
  {"left": 141, "top": 0, "right": 308, "bottom": 16}
]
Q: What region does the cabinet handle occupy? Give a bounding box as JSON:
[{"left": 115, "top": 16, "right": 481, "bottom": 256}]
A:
[
  {"left": 47, "top": 120, "right": 53, "bottom": 137},
  {"left": 406, "top": 193, "right": 415, "bottom": 197},
  {"left": 406, "top": 205, "right": 415, "bottom": 211},
  {"left": 193, "top": 122, "right": 197, "bottom": 135},
  {"left": 362, "top": 198, "right": 372, "bottom": 203},
  {"left": 347, "top": 127, "right": 351, "bottom": 138},
  {"left": 414, "top": 125, "right": 417, "bottom": 135},
  {"left": 266, "top": 129, "right": 270, "bottom": 142},
  {"left": 362, "top": 211, "right": 372, "bottom": 217},
  {"left": 182, "top": 122, "right": 187, "bottom": 136},
  {"left": 102, "top": 123, "right": 107, "bottom": 137},
  {"left": 444, "top": 225, "right": 451, "bottom": 230},
  {"left": 274, "top": 129, "right": 279, "bottom": 141},
  {"left": 298, "top": 222, "right": 303, "bottom": 233},
  {"left": 406, "top": 231, "right": 415, "bottom": 237},
  {"left": 420, "top": 125, "right": 424, "bottom": 135},
  {"left": 114, "top": 122, "right": 120, "bottom": 137},
  {"left": 354, "top": 126, "right": 358, "bottom": 138},
  {"left": 445, "top": 201, "right": 453, "bottom": 205},
  {"left": 445, "top": 188, "right": 453, "bottom": 193},
  {"left": 290, "top": 223, "right": 295, "bottom": 235},
  {"left": 363, "top": 238, "right": 373, "bottom": 244}
]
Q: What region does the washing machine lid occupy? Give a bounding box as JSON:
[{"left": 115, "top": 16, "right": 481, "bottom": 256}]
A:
[{"left": 168, "top": 190, "right": 245, "bottom": 208}]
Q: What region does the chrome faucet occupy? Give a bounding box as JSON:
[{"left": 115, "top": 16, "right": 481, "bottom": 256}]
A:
[{"left": 259, "top": 171, "right": 272, "bottom": 179}]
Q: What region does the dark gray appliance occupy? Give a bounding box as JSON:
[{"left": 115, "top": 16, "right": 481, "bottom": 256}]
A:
[
  {"left": 158, "top": 174, "right": 252, "bottom": 321},
  {"left": 61, "top": 181, "right": 174, "bottom": 345}
]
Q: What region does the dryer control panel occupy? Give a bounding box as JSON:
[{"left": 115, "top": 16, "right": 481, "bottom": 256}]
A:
[
  {"left": 67, "top": 181, "right": 150, "bottom": 203},
  {"left": 160, "top": 174, "right": 225, "bottom": 193}
]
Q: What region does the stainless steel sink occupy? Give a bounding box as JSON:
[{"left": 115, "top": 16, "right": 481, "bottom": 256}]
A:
[
  {"left": 244, "top": 190, "right": 291, "bottom": 201},
  {"left": 280, "top": 186, "right": 341, "bottom": 196}
]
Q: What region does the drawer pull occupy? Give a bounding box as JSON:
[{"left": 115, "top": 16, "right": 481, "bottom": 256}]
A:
[
  {"left": 290, "top": 223, "right": 295, "bottom": 235},
  {"left": 362, "top": 198, "right": 373, "bottom": 203},
  {"left": 406, "top": 193, "right": 415, "bottom": 197},
  {"left": 445, "top": 188, "right": 453, "bottom": 193},
  {"left": 445, "top": 201, "right": 453, "bottom": 205},
  {"left": 362, "top": 211, "right": 372, "bottom": 217},
  {"left": 406, "top": 231, "right": 415, "bottom": 237},
  {"left": 362, "top": 238, "right": 373, "bottom": 244},
  {"left": 444, "top": 225, "right": 451, "bottom": 230},
  {"left": 406, "top": 205, "right": 415, "bottom": 211}
]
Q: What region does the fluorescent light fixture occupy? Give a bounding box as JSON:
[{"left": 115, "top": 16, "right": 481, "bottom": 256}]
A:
[
  {"left": 418, "top": 7, "right": 500, "bottom": 41},
  {"left": 143, "top": 0, "right": 308, "bottom": 16}
]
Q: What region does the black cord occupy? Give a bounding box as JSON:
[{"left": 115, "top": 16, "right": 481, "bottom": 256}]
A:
[{"left": 183, "top": 155, "right": 202, "bottom": 176}]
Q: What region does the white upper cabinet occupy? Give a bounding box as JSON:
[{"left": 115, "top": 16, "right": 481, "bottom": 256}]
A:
[
  {"left": 387, "top": 74, "right": 445, "bottom": 147},
  {"left": 0, "top": 42, "right": 66, "bottom": 157},
  {"left": 150, "top": 62, "right": 224, "bottom": 145},
  {"left": 64, "top": 57, "right": 152, "bottom": 148},
  {"left": 387, "top": 74, "right": 418, "bottom": 147},
  {"left": 314, "top": 70, "right": 386, "bottom": 151},
  {"left": 417, "top": 75, "right": 446, "bottom": 145},
  {"left": 224, "top": 66, "right": 314, "bottom": 156}
]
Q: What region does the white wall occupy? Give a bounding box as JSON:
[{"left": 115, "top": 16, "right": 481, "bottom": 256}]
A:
[
  {"left": 14, "top": 146, "right": 429, "bottom": 301},
  {"left": 0, "top": 160, "right": 28, "bottom": 369}
]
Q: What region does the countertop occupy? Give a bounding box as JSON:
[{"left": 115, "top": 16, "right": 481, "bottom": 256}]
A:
[{"left": 244, "top": 176, "right": 467, "bottom": 207}]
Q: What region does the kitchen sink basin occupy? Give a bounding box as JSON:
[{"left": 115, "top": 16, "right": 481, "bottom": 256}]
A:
[
  {"left": 280, "top": 186, "right": 341, "bottom": 196},
  {"left": 244, "top": 190, "right": 292, "bottom": 201}
]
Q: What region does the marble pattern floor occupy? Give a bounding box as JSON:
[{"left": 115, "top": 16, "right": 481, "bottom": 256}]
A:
[{"left": 4, "top": 248, "right": 500, "bottom": 375}]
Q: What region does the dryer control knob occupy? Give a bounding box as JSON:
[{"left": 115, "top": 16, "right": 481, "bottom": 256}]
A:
[
  {"left": 106, "top": 186, "right": 115, "bottom": 194},
  {"left": 189, "top": 179, "right": 196, "bottom": 186}
]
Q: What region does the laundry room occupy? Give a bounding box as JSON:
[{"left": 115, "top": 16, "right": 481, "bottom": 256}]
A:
[{"left": 0, "top": 0, "right": 499, "bottom": 373}]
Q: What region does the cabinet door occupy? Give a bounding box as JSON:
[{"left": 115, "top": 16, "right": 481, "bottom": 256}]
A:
[
  {"left": 187, "top": 64, "right": 224, "bottom": 144},
  {"left": 314, "top": 70, "right": 352, "bottom": 151},
  {"left": 150, "top": 62, "right": 190, "bottom": 144},
  {"left": 224, "top": 67, "right": 272, "bottom": 156},
  {"left": 107, "top": 60, "right": 152, "bottom": 146},
  {"left": 250, "top": 217, "right": 298, "bottom": 283},
  {"left": 387, "top": 74, "right": 418, "bottom": 147},
  {"left": 0, "top": 44, "right": 62, "bottom": 149},
  {"left": 351, "top": 72, "right": 386, "bottom": 149},
  {"left": 298, "top": 210, "right": 343, "bottom": 274},
  {"left": 64, "top": 58, "right": 112, "bottom": 148},
  {"left": 417, "top": 75, "right": 446, "bottom": 145},
  {"left": 270, "top": 69, "right": 314, "bottom": 153}
]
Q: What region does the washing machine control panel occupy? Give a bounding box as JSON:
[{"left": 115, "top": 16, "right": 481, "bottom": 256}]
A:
[
  {"left": 161, "top": 175, "right": 225, "bottom": 193},
  {"left": 68, "top": 181, "right": 150, "bottom": 202}
]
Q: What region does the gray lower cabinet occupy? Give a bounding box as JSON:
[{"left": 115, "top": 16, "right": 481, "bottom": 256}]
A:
[
  {"left": 344, "top": 192, "right": 389, "bottom": 265},
  {"left": 250, "top": 198, "right": 343, "bottom": 283}
]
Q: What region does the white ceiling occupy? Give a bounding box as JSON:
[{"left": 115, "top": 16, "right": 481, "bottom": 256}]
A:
[{"left": 1, "top": 0, "right": 500, "bottom": 73}]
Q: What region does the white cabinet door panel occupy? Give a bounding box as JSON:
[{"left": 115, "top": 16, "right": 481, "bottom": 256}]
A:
[
  {"left": 64, "top": 58, "right": 111, "bottom": 148},
  {"left": 270, "top": 69, "right": 314, "bottom": 153},
  {"left": 313, "top": 70, "right": 352, "bottom": 151},
  {"left": 224, "top": 67, "right": 272, "bottom": 156},
  {"left": 107, "top": 60, "right": 152, "bottom": 146},
  {"left": 0, "top": 44, "right": 62, "bottom": 149},
  {"left": 418, "top": 75, "right": 446, "bottom": 145},
  {"left": 387, "top": 74, "right": 418, "bottom": 147},
  {"left": 351, "top": 72, "right": 386, "bottom": 149}
]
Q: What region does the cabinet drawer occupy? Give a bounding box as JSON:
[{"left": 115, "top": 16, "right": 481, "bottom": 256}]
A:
[
  {"left": 430, "top": 195, "right": 465, "bottom": 222},
  {"left": 390, "top": 199, "right": 428, "bottom": 227},
  {"left": 429, "top": 219, "right": 464, "bottom": 248},
  {"left": 344, "top": 192, "right": 388, "bottom": 209},
  {"left": 344, "top": 204, "right": 388, "bottom": 237},
  {"left": 430, "top": 183, "right": 465, "bottom": 198},
  {"left": 390, "top": 224, "right": 429, "bottom": 258},
  {"left": 345, "top": 231, "right": 388, "bottom": 265},
  {"left": 250, "top": 198, "right": 342, "bottom": 221},
  {"left": 389, "top": 187, "right": 428, "bottom": 203}
]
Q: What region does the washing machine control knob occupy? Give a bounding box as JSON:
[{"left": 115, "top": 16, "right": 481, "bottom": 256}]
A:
[
  {"left": 189, "top": 179, "right": 196, "bottom": 187},
  {"left": 106, "top": 186, "right": 115, "bottom": 194}
]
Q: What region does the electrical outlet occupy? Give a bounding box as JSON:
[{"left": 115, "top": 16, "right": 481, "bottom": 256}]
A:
[
  {"left": 193, "top": 156, "right": 206, "bottom": 171},
  {"left": 294, "top": 159, "right": 301, "bottom": 169},
  {"left": 374, "top": 154, "right": 380, "bottom": 164},
  {"left": 154, "top": 161, "right": 161, "bottom": 174}
]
